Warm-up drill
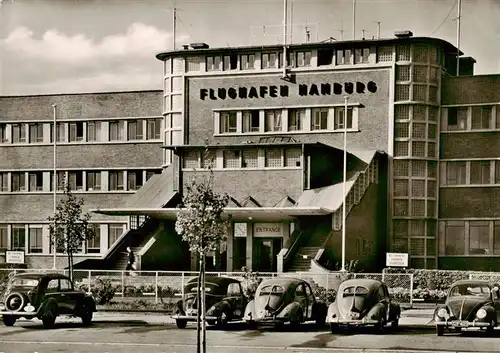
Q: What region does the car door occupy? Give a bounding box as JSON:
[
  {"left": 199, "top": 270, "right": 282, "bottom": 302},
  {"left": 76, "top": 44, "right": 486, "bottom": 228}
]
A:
[
  {"left": 303, "top": 282, "right": 315, "bottom": 320},
  {"left": 294, "top": 283, "right": 308, "bottom": 319},
  {"left": 59, "top": 278, "right": 79, "bottom": 314},
  {"left": 226, "top": 282, "right": 245, "bottom": 319},
  {"left": 43, "top": 278, "right": 62, "bottom": 310}
]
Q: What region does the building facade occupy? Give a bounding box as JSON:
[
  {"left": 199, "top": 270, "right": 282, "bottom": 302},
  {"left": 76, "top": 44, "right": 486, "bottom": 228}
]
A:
[{"left": 2, "top": 32, "right": 500, "bottom": 272}]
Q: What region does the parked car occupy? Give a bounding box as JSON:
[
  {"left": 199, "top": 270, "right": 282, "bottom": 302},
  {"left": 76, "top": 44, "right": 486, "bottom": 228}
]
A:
[
  {"left": 434, "top": 280, "right": 500, "bottom": 336},
  {"left": 243, "top": 277, "right": 327, "bottom": 329},
  {"left": 0, "top": 272, "right": 96, "bottom": 328},
  {"left": 327, "top": 278, "right": 401, "bottom": 334},
  {"left": 172, "top": 276, "right": 247, "bottom": 329}
]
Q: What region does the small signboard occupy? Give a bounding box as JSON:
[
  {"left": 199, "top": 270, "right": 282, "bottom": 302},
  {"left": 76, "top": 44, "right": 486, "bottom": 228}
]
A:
[
  {"left": 6, "top": 251, "right": 25, "bottom": 264},
  {"left": 386, "top": 252, "right": 408, "bottom": 267},
  {"left": 254, "top": 223, "right": 283, "bottom": 237}
]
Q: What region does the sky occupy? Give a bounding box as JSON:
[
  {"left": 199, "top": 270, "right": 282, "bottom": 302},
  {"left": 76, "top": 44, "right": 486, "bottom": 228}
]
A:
[{"left": 0, "top": 0, "right": 499, "bottom": 96}]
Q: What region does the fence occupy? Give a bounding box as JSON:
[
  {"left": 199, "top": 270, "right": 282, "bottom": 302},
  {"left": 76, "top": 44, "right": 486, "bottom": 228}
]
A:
[{"left": 0, "top": 269, "right": 414, "bottom": 307}]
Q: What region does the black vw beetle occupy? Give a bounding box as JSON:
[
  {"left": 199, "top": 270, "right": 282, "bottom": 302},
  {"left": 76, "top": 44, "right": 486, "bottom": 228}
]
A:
[
  {"left": 434, "top": 280, "right": 500, "bottom": 336},
  {"left": 172, "top": 276, "right": 247, "bottom": 329},
  {"left": 0, "top": 272, "right": 96, "bottom": 328}
]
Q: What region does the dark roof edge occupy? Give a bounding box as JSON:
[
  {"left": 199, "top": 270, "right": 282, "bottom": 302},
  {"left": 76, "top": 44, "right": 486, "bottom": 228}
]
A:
[
  {"left": 156, "top": 36, "right": 462, "bottom": 61},
  {"left": 0, "top": 89, "right": 163, "bottom": 99},
  {"left": 163, "top": 141, "right": 326, "bottom": 150}
]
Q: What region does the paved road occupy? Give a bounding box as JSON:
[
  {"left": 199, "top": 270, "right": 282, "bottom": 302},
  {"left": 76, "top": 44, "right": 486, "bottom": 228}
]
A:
[{"left": 0, "top": 314, "right": 499, "bottom": 353}]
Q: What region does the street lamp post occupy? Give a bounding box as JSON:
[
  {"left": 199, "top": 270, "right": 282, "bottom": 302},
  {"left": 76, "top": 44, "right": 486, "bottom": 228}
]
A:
[
  {"left": 341, "top": 96, "right": 349, "bottom": 272},
  {"left": 52, "top": 104, "right": 57, "bottom": 270}
]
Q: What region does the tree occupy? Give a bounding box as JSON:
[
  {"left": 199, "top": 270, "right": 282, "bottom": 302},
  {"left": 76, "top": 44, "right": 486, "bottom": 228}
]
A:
[
  {"left": 47, "top": 181, "right": 96, "bottom": 281},
  {"left": 175, "top": 149, "right": 230, "bottom": 353}
]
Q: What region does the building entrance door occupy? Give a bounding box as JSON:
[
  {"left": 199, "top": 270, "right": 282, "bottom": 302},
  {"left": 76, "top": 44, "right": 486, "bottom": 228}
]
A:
[{"left": 254, "top": 238, "right": 283, "bottom": 272}]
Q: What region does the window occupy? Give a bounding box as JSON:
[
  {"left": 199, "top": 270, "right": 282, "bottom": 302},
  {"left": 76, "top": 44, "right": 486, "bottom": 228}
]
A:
[
  {"left": 396, "top": 44, "right": 410, "bottom": 61},
  {"left": 46, "top": 279, "right": 59, "bottom": 292},
  {"left": 186, "top": 56, "right": 201, "bottom": 72},
  {"left": 147, "top": 118, "right": 162, "bottom": 140},
  {"left": 109, "top": 171, "right": 124, "bottom": 191},
  {"left": 127, "top": 170, "right": 144, "bottom": 190},
  {"left": 471, "top": 106, "right": 491, "bottom": 130},
  {"left": 395, "top": 105, "right": 410, "bottom": 120},
  {"left": 412, "top": 122, "right": 426, "bottom": 138},
  {"left": 414, "top": 44, "right": 429, "bottom": 63},
  {"left": 242, "top": 150, "right": 258, "bottom": 168},
  {"left": 0, "top": 225, "right": 7, "bottom": 250},
  {"left": 284, "top": 148, "right": 301, "bottom": 167},
  {"left": 206, "top": 56, "right": 222, "bottom": 71},
  {"left": 494, "top": 221, "right": 500, "bottom": 255},
  {"left": 0, "top": 172, "right": 8, "bottom": 191},
  {"left": 354, "top": 48, "right": 370, "bottom": 64},
  {"left": 242, "top": 110, "right": 260, "bottom": 132},
  {"left": 183, "top": 151, "right": 199, "bottom": 169},
  {"left": 60, "top": 279, "right": 72, "bottom": 291},
  {"left": 444, "top": 221, "right": 465, "bottom": 255},
  {"left": 68, "top": 122, "right": 84, "bottom": 142},
  {"left": 336, "top": 49, "right": 351, "bottom": 65},
  {"left": 334, "top": 107, "right": 353, "bottom": 130},
  {"left": 469, "top": 221, "right": 490, "bottom": 255},
  {"left": 12, "top": 124, "right": 26, "bottom": 143},
  {"left": 127, "top": 120, "right": 144, "bottom": 140},
  {"left": 377, "top": 46, "right": 393, "bottom": 62},
  {"left": 87, "top": 171, "right": 101, "bottom": 191},
  {"left": 446, "top": 162, "right": 466, "bottom": 185},
  {"left": 288, "top": 109, "right": 305, "bottom": 131},
  {"left": 219, "top": 111, "right": 237, "bottom": 133},
  {"left": 51, "top": 171, "right": 66, "bottom": 191},
  {"left": 87, "top": 226, "right": 100, "bottom": 253},
  {"left": 108, "top": 224, "right": 124, "bottom": 246},
  {"left": 394, "top": 141, "right": 408, "bottom": 157},
  {"left": 202, "top": 150, "right": 215, "bottom": 169},
  {"left": 28, "top": 172, "right": 43, "bottom": 191},
  {"left": 11, "top": 172, "right": 26, "bottom": 192},
  {"left": 311, "top": 108, "right": 328, "bottom": 130},
  {"left": 0, "top": 124, "right": 7, "bottom": 143},
  {"left": 87, "top": 121, "right": 102, "bottom": 141},
  {"left": 146, "top": 169, "right": 161, "bottom": 181},
  {"left": 265, "top": 149, "right": 282, "bottom": 167},
  {"left": 470, "top": 161, "right": 490, "bottom": 184},
  {"left": 265, "top": 110, "right": 282, "bottom": 132},
  {"left": 109, "top": 121, "right": 125, "bottom": 141},
  {"left": 396, "top": 65, "right": 410, "bottom": 81},
  {"left": 11, "top": 225, "right": 25, "bottom": 251},
  {"left": 29, "top": 123, "right": 44, "bottom": 143},
  {"left": 395, "top": 84, "right": 410, "bottom": 101},
  {"left": 223, "top": 150, "right": 240, "bottom": 168},
  {"left": 68, "top": 171, "right": 83, "bottom": 191},
  {"left": 447, "top": 107, "right": 467, "bottom": 130},
  {"left": 223, "top": 55, "right": 237, "bottom": 71},
  {"left": 28, "top": 226, "right": 43, "bottom": 253},
  {"left": 394, "top": 179, "right": 408, "bottom": 196},
  {"left": 317, "top": 48, "right": 334, "bottom": 66},
  {"left": 261, "top": 53, "right": 277, "bottom": 69},
  {"left": 413, "top": 65, "right": 428, "bottom": 82},
  {"left": 240, "top": 54, "right": 255, "bottom": 70},
  {"left": 295, "top": 51, "right": 311, "bottom": 67},
  {"left": 51, "top": 122, "right": 65, "bottom": 142}
]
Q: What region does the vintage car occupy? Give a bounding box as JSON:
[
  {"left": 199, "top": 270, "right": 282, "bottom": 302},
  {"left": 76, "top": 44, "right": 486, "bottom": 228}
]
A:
[
  {"left": 327, "top": 278, "right": 401, "bottom": 334},
  {"left": 172, "top": 276, "right": 247, "bottom": 329},
  {"left": 244, "top": 277, "right": 327, "bottom": 329},
  {"left": 434, "top": 280, "right": 500, "bottom": 336},
  {"left": 0, "top": 272, "right": 96, "bottom": 328}
]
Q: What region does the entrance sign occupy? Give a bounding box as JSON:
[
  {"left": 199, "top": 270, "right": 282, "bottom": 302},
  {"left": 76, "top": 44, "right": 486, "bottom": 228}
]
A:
[
  {"left": 6, "top": 251, "right": 25, "bottom": 264},
  {"left": 254, "top": 223, "right": 283, "bottom": 237},
  {"left": 234, "top": 223, "right": 247, "bottom": 238},
  {"left": 386, "top": 253, "right": 408, "bottom": 267}
]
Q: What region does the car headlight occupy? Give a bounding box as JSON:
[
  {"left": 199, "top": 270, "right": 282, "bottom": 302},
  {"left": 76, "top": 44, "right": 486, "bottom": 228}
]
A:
[
  {"left": 437, "top": 308, "right": 449, "bottom": 318},
  {"left": 476, "top": 308, "right": 487, "bottom": 319}
]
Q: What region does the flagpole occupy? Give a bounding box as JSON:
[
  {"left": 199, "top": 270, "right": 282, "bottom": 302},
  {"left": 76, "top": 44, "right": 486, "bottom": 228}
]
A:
[
  {"left": 52, "top": 104, "right": 57, "bottom": 270},
  {"left": 341, "top": 96, "right": 349, "bottom": 272}
]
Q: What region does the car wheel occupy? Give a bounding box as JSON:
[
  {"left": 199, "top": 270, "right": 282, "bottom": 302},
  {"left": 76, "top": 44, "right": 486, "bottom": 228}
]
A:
[
  {"left": 41, "top": 306, "right": 57, "bottom": 329},
  {"left": 391, "top": 319, "right": 399, "bottom": 331},
  {"left": 374, "top": 320, "right": 385, "bottom": 334},
  {"left": 436, "top": 326, "right": 444, "bottom": 336},
  {"left": 176, "top": 319, "right": 187, "bottom": 329},
  {"left": 330, "top": 323, "right": 339, "bottom": 334},
  {"left": 80, "top": 302, "right": 93, "bottom": 326},
  {"left": 216, "top": 311, "right": 229, "bottom": 329},
  {"left": 2, "top": 315, "right": 16, "bottom": 327}
]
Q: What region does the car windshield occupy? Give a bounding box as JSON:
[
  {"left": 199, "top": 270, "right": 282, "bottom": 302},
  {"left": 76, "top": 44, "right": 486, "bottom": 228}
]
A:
[
  {"left": 342, "top": 286, "right": 369, "bottom": 297},
  {"left": 9, "top": 278, "right": 39, "bottom": 288},
  {"left": 449, "top": 284, "right": 491, "bottom": 298},
  {"left": 259, "top": 285, "right": 285, "bottom": 295}
]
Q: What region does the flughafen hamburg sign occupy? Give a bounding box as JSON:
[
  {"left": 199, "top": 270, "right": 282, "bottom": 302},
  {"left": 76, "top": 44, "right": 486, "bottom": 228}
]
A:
[{"left": 200, "top": 81, "right": 378, "bottom": 100}]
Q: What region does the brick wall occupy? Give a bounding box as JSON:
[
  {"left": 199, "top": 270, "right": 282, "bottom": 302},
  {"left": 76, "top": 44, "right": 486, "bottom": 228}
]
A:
[
  {"left": 441, "top": 75, "right": 500, "bottom": 105},
  {"left": 439, "top": 187, "right": 500, "bottom": 218},
  {"left": 440, "top": 132, "right": 500, "bottom": 159}
]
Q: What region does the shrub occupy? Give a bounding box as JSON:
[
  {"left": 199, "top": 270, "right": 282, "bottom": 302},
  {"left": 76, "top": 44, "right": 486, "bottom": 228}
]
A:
[
  {"left": 78, "top": 277, "right": 116, "bottom": 305},
  {"left": 240, "top": 267, "right": 262, "bottom": 299},
  {"left": 310, "top": 282, "right": 336, "bottom": 304}
]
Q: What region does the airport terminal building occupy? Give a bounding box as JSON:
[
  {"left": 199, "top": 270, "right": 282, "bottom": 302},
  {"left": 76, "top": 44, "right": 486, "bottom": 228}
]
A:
[{"left": 1, "top": 31, "right": 499, "bottom": 272}]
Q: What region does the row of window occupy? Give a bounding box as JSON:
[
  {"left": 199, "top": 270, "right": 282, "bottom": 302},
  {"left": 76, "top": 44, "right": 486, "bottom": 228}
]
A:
[
  {"left": 181, "top": 44, "right": 439, "bottom": 73},
  {"left": 0, "top": 223, "right": 126, "bottom": 254},
  {"left": 0, "top": 169, "right": 162, "bottom": 192},
  {"left": 441, "top": 160, "right": 500, "bottom": 186},
  {"left": 395, "top": 83, "right": 438, "bottom": 103},
  {"left": 396, "top": 64, "right": 439, "bottom": 84},
  {"left": 216, "top": 106, "right": 356, "bottom": 135},
  {"left": 183, "top": 148, "right": 302, "bottom": 169},
  {"left": 442, "top": 220, "right": 500, "bottom": 255},
  {"left": 0, "top": 118, "right": 162, "bottom": 144},
  {"left": 444, "top": 105, "right": 500, "bottom": 132}
]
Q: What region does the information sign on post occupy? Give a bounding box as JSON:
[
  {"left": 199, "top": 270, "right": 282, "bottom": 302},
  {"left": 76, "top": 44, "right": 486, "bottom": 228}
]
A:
[
  {"left": 386, "top": 252, "right": 408, "bottom": 267},
  {"left": 6, "top": 251, "right": 25, "bottom": 264}
]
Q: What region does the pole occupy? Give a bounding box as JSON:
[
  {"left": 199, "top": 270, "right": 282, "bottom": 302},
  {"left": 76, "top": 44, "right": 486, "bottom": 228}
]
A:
[
  {"left": 282, "top": 0, "right": 288, "bottom": 78},
  {"left": 352, "top": 0, "right": 356, "bottom": 40},
  {"left": 201, "top": 253, "right": 206, "bottom": 353},
  {"left": 456, "top": 0, "right": 461, "bottom": 76},
  {"left": 52, "top": 104, "right": 57, "bottom": 270},
  {"left": 172, "top": 7, "right": 177, "bottom": 50},
  {"left": 376, "top": 21, "right": 381, "bottom": 39},
  {"left": 341, "top": 96, "right": 348, "bottom": 272}
]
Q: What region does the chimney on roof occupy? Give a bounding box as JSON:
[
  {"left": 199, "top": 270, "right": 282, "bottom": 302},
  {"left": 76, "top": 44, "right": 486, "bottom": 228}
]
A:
[
  {"left": 394, "top": 30, "right": 413, "bottom": 38},
  {"left": 182, "top": 45, "right": 189, "bottom": 50},
  {"left": 190, "top": 42, "right": 209, "bottom": 49}
]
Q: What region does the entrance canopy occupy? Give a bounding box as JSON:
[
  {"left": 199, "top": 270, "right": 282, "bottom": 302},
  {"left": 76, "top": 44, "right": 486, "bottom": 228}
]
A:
[{"left": 91, "top": 206, "right": 333, "bottom": 221}]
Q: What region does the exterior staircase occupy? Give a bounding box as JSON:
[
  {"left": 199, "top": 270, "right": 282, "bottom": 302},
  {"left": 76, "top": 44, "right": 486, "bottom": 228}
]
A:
[{"left": 288, "top": 247, "right": 321, "bottom": 272}]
